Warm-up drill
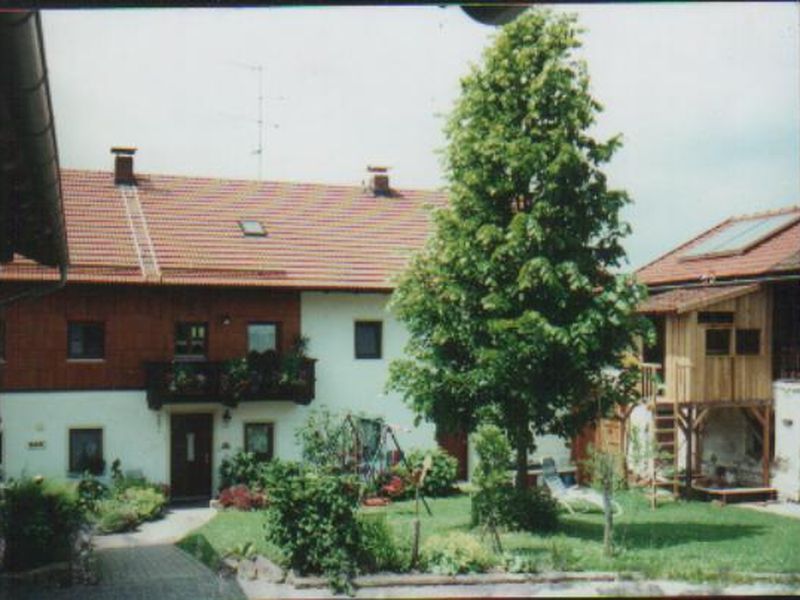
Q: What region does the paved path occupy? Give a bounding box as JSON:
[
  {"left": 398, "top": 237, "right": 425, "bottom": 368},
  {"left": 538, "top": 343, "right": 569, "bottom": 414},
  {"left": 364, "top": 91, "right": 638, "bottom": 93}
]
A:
[
  {"left": 95, "top": 506, "right": 216, "bottom": 549},
  {"left": 738, "top": 500, "right": 800, "bottom": 520},
  {"left": 1, "top": 545, "right": 245, "bottom": 600},
  {"left": 1, "top": 507, "right": 241, "bottom": 600}
]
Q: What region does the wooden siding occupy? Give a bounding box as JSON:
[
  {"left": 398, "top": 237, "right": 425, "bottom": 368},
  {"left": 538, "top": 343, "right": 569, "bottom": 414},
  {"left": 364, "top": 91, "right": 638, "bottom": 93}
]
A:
[
  {"left": 663, "top": 285, "right": 773, "bottom": 405},
  {"left": 0, "top": 283, "right": 301, "bottom": 390}
]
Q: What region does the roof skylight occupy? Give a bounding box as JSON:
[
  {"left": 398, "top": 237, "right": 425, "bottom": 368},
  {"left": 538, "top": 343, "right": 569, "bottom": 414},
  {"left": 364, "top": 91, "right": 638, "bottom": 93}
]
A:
[
  {"left": 239, "top": 220, "right": 266, "bottom": 237},
  {"left": 682, "top": 213, "right": 799, "bottom": 259}
]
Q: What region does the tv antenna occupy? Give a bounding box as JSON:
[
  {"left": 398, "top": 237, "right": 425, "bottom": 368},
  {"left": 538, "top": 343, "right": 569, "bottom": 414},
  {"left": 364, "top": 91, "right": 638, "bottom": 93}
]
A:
[{"left": 224, "top": 61, "right": 285, "bottom": 180}]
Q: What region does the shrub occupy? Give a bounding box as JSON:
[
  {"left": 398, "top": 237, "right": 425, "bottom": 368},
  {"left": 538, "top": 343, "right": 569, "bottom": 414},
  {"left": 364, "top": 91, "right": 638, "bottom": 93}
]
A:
[
  {"left": 264, "top": 462, "right": 362, "bottom": 593},
  {"left": 393, "top": 448, "right": 458, "bottom": 498},
  {"left": 294, "top": 407, "right": 355, "bottom": 470},
  {"left": 470, "top": 424, "right": 511, "bottom": 541},
  {"left": 0, "top": 478, "right": 86, "bottom": 572},
  {"left": 120, "top": 487, "right": 167, "bottom": 521},
  {"left": 421, "top": 532, "right": 495, "bottom": 575},
  {"left": 470, "top": 425, "right": 558, "bottom": 534},
  {"left": 357, "top": 513, "right": 408, "bottom": 573},
  {"left": 472, "top": 484, "right": 558, "bottom": 533},
  {"left": 219, "top": 450, "right": 262, "bottom": 490},
  {"left": 218, "top": 484, "right": 266, "bottom": 511},
  {"left": 95, "top": 500, "right": 139, "bottom": 534},
  {"left": 76, "top": 473, "right": 109, "bottom": 512},
  {"left": 93, "top": 483, "right": 167, "bottom": 534}
]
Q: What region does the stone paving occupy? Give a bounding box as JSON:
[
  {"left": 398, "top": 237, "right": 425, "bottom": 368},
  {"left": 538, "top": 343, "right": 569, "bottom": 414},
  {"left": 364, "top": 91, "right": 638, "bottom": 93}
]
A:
[
  {"left": 94, "top": 506, "right": 216, "bottom": 549},
  {"left": 0, "top": 545, "right": 245, "bottom": 600}
]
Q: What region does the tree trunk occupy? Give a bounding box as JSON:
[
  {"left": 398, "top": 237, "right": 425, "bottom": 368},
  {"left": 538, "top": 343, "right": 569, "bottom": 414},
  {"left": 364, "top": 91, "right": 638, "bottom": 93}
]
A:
[
  {"left": 515, "top": 427, "right": 529, "bottom": 490},
  {"left": 602, "top": 478, "right": 613, "bottom": 557}
]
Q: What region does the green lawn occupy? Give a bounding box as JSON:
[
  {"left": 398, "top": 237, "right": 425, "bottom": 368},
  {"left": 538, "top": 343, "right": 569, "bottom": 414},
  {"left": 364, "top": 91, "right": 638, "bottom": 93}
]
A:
[{"left": 177, "top": 491, "right": 800, "bottom": 581}]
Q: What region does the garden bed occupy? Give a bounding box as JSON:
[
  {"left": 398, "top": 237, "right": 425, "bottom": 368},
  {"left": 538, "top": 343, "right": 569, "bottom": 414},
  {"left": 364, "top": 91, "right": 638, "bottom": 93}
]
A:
[{"left": 178, "top": 491, "right": 800, "bottom": 582}]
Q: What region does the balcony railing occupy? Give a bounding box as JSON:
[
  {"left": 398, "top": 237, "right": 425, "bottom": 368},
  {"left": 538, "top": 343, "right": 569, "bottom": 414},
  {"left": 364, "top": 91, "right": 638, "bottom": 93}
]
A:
[
  {"left": 776, "top": 347, "right": 800, "bottom": 380},
  {"left": 144, "top": 357, "right": 316, "bottom": 410},
  {"left": 639, "top": 362, "right": 662, "bottom": 403}
]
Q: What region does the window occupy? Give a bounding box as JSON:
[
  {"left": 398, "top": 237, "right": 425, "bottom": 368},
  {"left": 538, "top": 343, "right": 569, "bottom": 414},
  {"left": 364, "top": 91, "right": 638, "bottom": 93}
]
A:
[
  {"left": 698, "top": 311, "right": 734, "bottom": 324},
  {"left": 355, "top": 321, "right": 382, "bottom": 359},
  {"left": 69, "top": 428, "right": 104, "bottom": 475},
  {"left": 244, "top": 422, "right": 274, "bottom": 462},
  {"left": 67, "top": 322, "right": 105, "bottom": 359},
  {"left": 239, "top": 220, "right": 266, "bottom": 236},
  {"left": 705, "top": 329, "right": 731, "bottom": 356},
  {"left": 736, "top": 329, "right": 761, "bottom": 355},
  {"left": 248, "top": 323, "right": 278, "bottom": 353},
  {"left": 175, "top": 322, "right": 208, "bottom": 358}
]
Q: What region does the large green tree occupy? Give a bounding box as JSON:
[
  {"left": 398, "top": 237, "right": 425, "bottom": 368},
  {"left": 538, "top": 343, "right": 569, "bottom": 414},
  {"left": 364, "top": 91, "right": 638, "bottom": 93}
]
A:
[{"left": 388, "top": 9, "right": 650, "bottom": 489}]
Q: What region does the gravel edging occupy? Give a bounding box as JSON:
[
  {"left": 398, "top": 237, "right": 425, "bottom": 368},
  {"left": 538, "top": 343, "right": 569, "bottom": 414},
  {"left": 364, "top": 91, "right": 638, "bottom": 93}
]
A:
[
  {"left": 240, "top": 554, "right": 800, "bottom": 591},
  {"left": 287, "top": 570, "right": 620, "bottom": 589},
  {"left": 286, "top": 569, "right": 800, "bottom": 590}
]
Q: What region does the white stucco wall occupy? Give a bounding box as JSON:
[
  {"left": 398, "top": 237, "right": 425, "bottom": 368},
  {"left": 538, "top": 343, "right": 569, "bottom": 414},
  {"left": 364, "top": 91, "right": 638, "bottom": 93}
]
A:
[
  {"left": 0, "top": 392, "right": 311, "bottom": 491},
  {"left": 773, "top": 380, "right": 800, "bottom": 501},
  {"left": 300, "top": 292, "right": 438, "bottom": 454},
  {"left": 0, "top": 391, "right": 168, "bottom": 484}
]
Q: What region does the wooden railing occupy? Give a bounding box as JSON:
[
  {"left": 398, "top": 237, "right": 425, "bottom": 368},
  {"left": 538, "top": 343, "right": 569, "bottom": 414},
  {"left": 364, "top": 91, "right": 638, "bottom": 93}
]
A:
[
  {"left": 776, "top": 347, "right": 800, "bottom": 380},
  {"left": 639, "top": 362, "right": 662, "bottom": 404},
  {"left": 144, "top": 357, "right": 316, "bottom": 410}
]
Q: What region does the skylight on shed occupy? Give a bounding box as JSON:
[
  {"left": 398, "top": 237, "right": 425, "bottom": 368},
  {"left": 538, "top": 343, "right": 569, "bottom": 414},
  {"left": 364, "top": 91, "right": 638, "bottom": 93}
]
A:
[
  {"left": 682, "top": 213, "right": 799, "bottom": 259},
  {"left": 239, "top": 220, "right": 266, "bottom": 236}
]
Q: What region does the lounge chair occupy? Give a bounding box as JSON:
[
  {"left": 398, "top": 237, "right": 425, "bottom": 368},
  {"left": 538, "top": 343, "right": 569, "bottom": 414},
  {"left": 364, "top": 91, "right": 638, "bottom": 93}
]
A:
[{"left": 541, "top": 457, "right": 623, "bottom": 516}]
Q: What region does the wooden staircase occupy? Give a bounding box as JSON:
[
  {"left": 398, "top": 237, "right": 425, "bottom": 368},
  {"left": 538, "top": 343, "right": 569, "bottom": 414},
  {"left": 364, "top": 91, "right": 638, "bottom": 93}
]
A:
[{"left": 652, "top": 400, "right": 680, "bottom": 496}]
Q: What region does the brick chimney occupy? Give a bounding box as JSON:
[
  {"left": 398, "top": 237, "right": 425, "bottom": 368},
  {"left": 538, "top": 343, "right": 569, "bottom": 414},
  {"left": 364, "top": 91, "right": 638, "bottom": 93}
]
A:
[
  {"left": 367, "top": 165, "right": 391, "bottom": 197},
  {"left": 111, "top": 147, "right": 137, "bottom": 185}
]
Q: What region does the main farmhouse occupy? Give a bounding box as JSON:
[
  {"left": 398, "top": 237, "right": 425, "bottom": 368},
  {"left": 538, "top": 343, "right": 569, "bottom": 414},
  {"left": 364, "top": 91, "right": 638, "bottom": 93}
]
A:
[
  {"left": 629, "top": 206, "right": 800, "bottom": 502},
  {"left": 0, "top": 149, "right": 573, "bottom": 498}
]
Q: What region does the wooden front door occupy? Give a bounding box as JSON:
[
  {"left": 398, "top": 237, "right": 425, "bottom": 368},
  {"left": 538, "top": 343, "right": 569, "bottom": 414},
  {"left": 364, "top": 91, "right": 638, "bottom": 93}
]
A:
[
  {"left": 170, "top": 413, "right": 213, "bottom": 499},
  {"left": 437, "top": 429, "right": 469, "bottom": 481}
]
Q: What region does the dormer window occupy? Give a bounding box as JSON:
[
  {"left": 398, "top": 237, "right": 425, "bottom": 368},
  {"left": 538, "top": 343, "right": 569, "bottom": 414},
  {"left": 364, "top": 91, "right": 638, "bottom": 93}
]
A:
[{"left": 239, "top": 220, "right": 266, "bottom": 236}]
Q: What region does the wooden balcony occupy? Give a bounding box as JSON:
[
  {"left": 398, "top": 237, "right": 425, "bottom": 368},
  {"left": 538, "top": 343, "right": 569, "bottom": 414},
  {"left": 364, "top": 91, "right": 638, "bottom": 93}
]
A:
[
  {"left": 776, "top": 347, "right": 800, "bottom": 380},
  {"left": 144, "top": 357, "right": 316, "bottom": 410}
]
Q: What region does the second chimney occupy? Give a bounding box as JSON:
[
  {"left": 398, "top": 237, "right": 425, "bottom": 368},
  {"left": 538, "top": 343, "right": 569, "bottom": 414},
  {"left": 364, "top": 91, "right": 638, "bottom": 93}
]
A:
[
  {"left": 111, "top": 147, "right": 137, "bottom": 185},
  {"left": 367, "top": 165, "right": 391, "bottom": 197}
]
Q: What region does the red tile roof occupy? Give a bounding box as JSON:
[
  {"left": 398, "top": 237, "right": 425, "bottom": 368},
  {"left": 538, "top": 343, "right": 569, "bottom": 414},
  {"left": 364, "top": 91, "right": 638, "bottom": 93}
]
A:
[
  {"left": 636, "top": 206, "right": 800, "bottom": 287},
  {"left": 637, "top": 284, "right": 759, "bottom": 314},
  {"left": 0, "top": 170, "right": 446, "bottom": 290}
]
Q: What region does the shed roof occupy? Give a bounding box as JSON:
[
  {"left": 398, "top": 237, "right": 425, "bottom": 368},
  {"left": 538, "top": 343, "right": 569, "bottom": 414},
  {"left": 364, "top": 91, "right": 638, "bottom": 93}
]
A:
[{"left": 636, "top": 206, "right": 800, "bottom": 287}]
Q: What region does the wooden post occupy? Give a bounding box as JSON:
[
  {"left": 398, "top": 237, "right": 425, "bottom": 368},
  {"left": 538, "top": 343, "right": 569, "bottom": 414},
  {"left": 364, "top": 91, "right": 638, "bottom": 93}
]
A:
[
  {"left": 684, "top": 406, "right": 693, "bottom": 500},
  {"left": 762, "top": 406, "right": 771, "bottom": 487}
]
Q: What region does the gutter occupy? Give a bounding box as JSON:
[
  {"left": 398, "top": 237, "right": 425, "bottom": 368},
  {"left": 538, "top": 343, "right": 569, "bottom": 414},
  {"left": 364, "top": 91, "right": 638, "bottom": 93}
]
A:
[
  {"left": 646, "top": 272, "right": 800, "bottom": 294},
  {"left": 0, "top": 10, "right": 68, "bottom": 306}
]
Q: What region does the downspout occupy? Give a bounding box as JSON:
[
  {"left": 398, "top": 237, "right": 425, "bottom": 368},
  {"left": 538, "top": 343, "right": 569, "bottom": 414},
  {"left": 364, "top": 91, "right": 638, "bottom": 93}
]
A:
[{"left": 0, "top": 10, "right": 69, "bottom": 306}]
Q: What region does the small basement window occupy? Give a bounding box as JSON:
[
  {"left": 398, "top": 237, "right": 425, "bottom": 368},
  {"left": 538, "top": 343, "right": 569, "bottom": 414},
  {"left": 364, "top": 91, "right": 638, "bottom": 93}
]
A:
[
  {"left": 239, "top": 220, "right": 266, "bottom": 236},
  {"left": 355, "top": 321, "right": 382, "bottom": 359},
  {"left": 736, "top": 329, "right": 761, "bottom": 355},
  {"left": 706, "top": 329, "right": 731, "bottom": 356},
  {"left": 69, "top": 428, "right": 104, "bottom": 475},
  {"left": 67, "top": 322, "right": 105, "bottom": 359}
]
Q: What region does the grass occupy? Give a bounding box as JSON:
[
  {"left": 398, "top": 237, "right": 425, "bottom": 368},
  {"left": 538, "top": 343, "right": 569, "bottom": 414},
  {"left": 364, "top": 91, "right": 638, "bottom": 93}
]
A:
[
  {"left": 177, "top": 491, "right": 800, "bottom": 582},
  {"left": 176, "top": 509, "right": 282, "bottom": 569}
]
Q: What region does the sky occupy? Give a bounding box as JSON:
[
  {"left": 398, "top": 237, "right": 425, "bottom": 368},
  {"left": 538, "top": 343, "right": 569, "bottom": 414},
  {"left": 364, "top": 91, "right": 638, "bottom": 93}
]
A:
[{"left": 41, "top": 4, "right": 799, "bottom": 270}]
